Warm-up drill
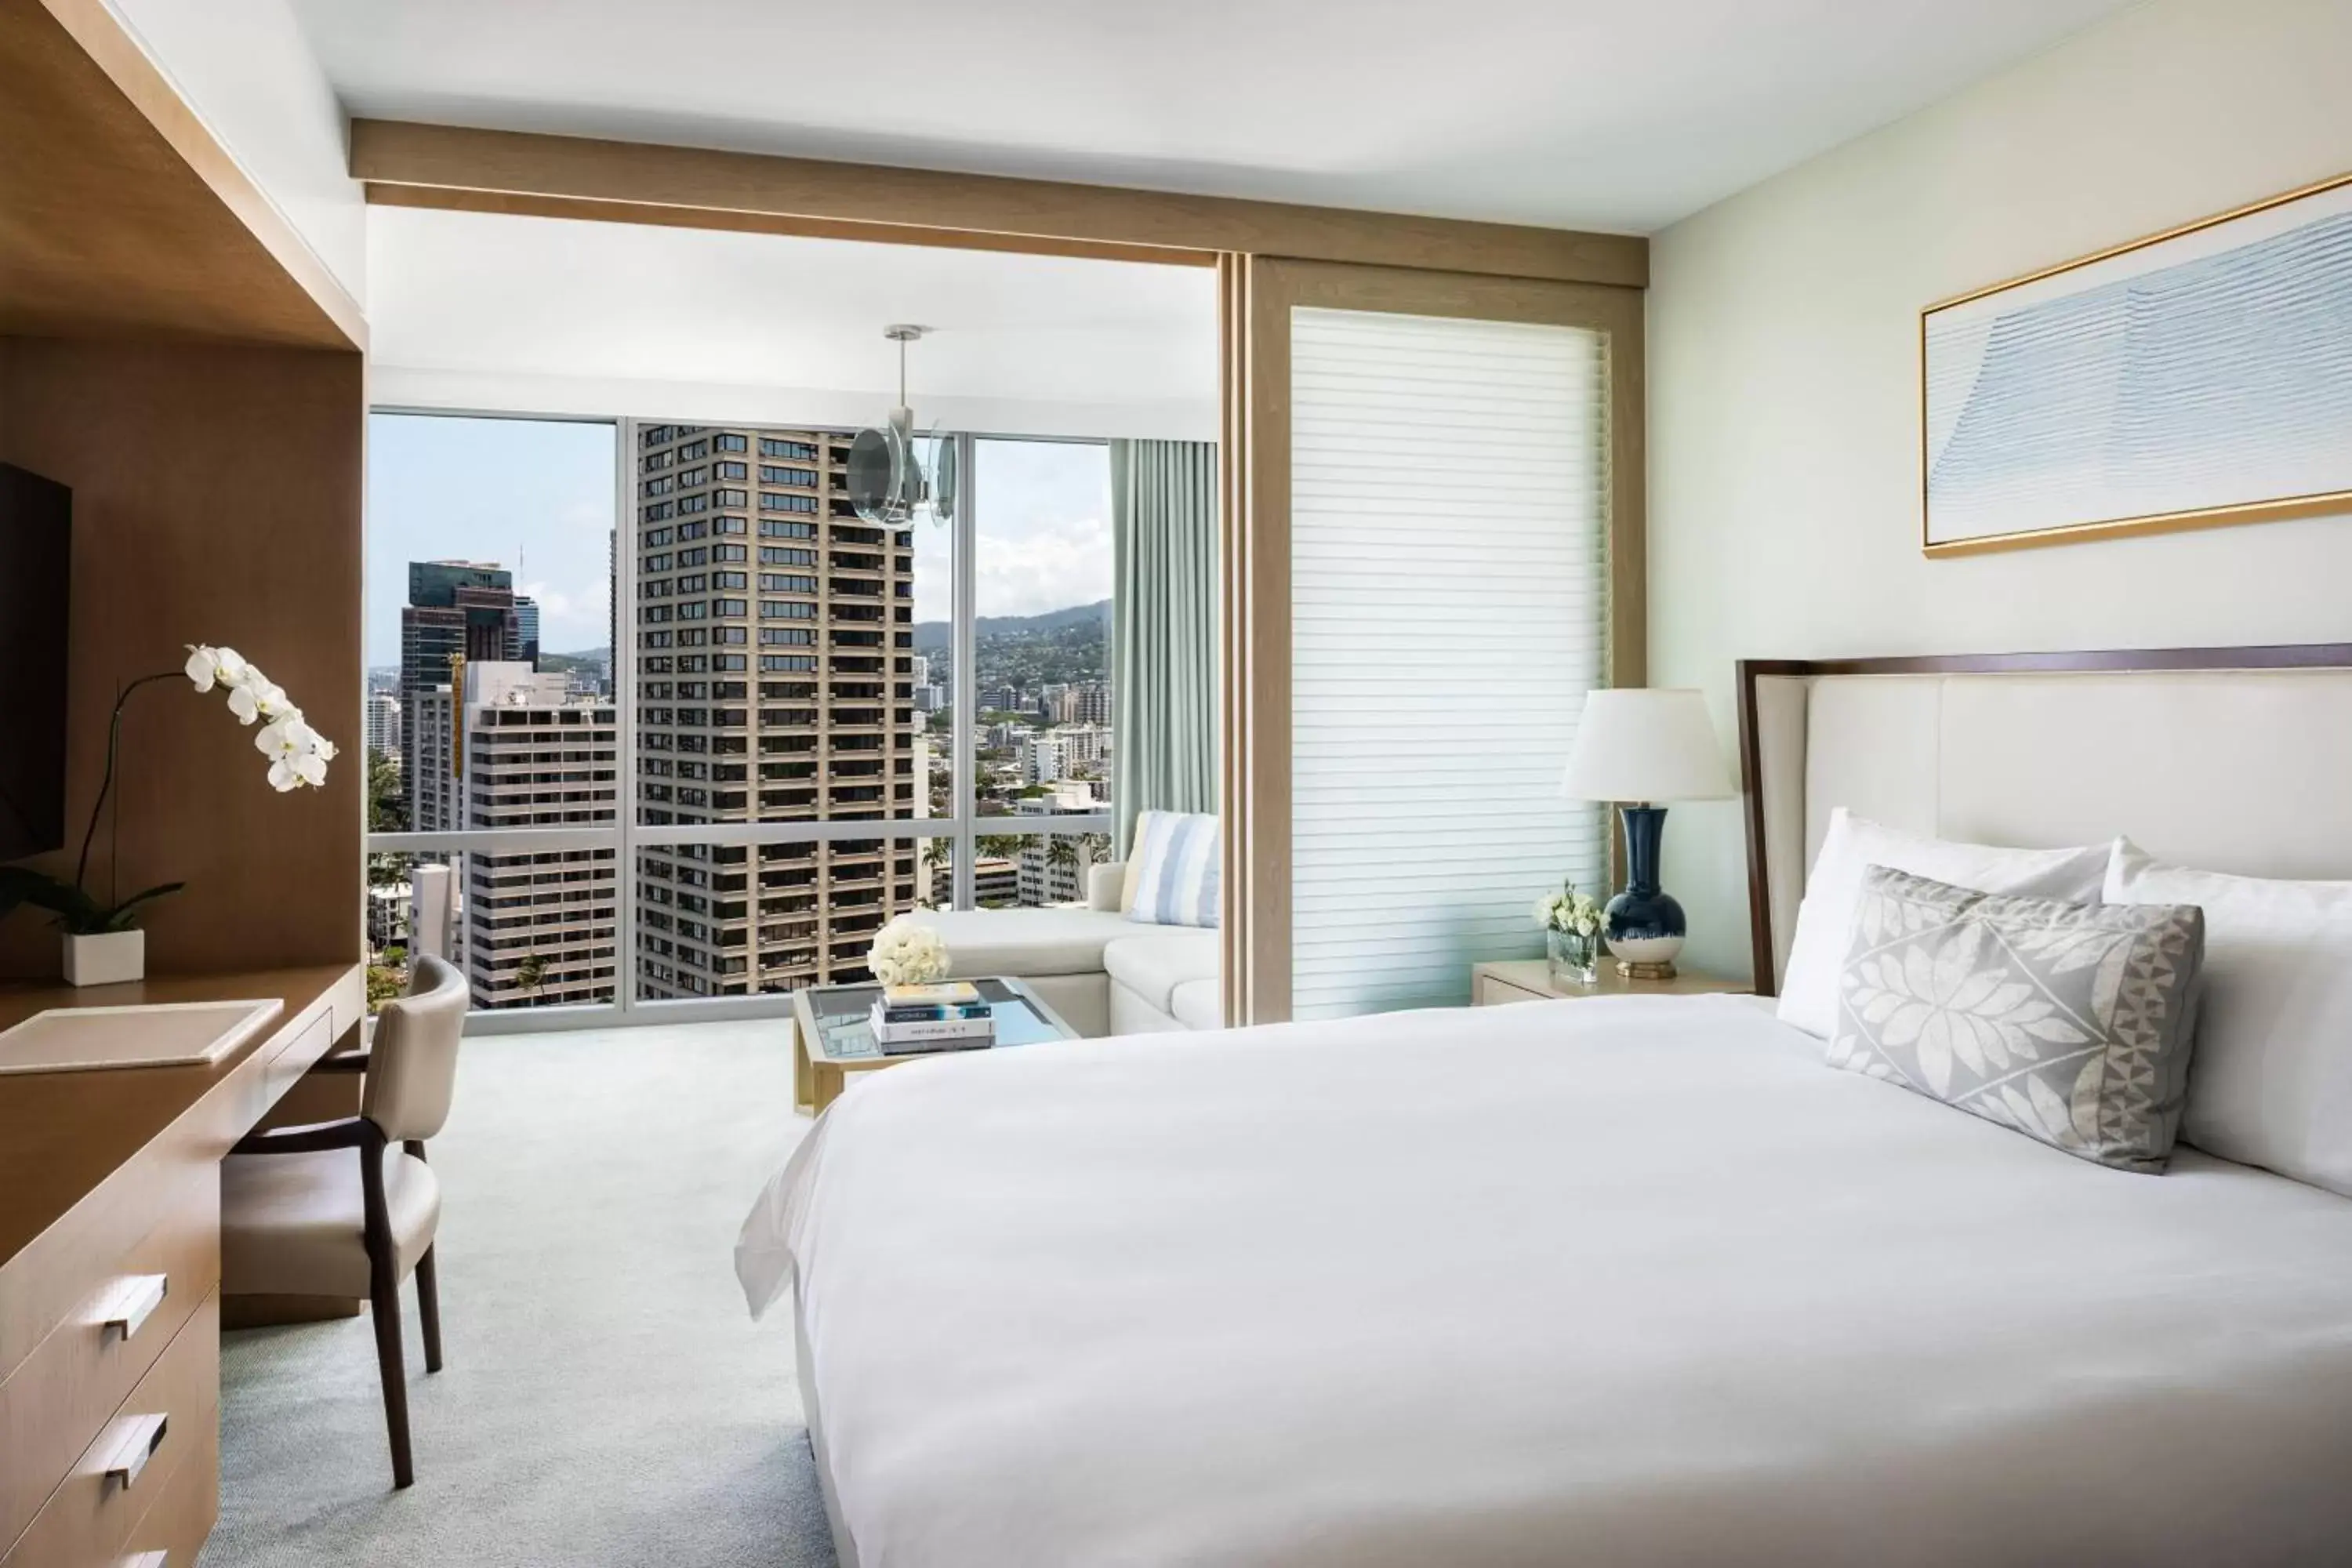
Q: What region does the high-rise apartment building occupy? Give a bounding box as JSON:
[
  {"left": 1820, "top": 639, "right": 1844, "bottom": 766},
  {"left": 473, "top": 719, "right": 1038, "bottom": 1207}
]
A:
[
  {"left": 401, "top": 560, "right": 521, "bottom": 822},
  {"left": 410, "top": 661, "right": 618, "bottom": 1007},
  {"left": 1043, "top": 681, "right": 1111, "bottom": 724},
  {"left": 631, "top": 423, "right": 921, "bottom": 998},
  {"left": 365, "top": 691, "right": 402, "bottom": 764},
  {"left": 1022, "top": 724, "right": 1112, "bottom": 785}
]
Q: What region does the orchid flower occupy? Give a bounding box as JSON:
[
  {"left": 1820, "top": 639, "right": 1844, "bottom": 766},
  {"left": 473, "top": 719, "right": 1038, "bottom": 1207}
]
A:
[
  {"left": 184, "top": 642, "right": 336, "bottom": 791},
  {"left": 227, "top": 674, "right": 291, "bottom": 725},
  {"left": 182, "top": 644, "right": 251, "bottom": 692},
  {"left": 256, "top": 713, "right": 331, "bottom": 792}
]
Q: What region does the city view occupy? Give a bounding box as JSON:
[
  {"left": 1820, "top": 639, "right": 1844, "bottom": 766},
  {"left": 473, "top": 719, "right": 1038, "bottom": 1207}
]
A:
[{"left": 366, "top": 415, "right": 1112, "bottom": 1010}]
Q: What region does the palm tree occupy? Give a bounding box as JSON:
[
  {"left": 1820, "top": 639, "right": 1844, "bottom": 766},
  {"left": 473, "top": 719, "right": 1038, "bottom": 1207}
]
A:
[
  {"left": 515, "top": 951, "right": 547, "bottom": 1005},
  {"left": 1045, "top": 835, "right": 1081, "bottom": 903}
]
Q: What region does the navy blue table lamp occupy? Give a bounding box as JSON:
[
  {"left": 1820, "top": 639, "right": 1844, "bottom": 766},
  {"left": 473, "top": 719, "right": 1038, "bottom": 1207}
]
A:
[{"left": 1560, "top": 688, "right": 1736, "bottom": 980}]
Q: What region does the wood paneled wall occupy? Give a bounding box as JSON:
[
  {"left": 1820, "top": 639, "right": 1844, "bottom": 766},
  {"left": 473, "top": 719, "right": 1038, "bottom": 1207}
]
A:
[{"left": 0, "top": 336, "right": 364, "bottom": 978}]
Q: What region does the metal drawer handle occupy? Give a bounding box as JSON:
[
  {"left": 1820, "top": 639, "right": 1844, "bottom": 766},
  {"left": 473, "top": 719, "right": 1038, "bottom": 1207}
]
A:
[
  {"left": 120, "top": 1553, "right": 169, "bottom": 1568},
  {"left": 102, "top": 1412, "right": 167, "bottom": 1490},
  {"left": 97, "top": 1274, "right": 169, "bottom": 1341}
]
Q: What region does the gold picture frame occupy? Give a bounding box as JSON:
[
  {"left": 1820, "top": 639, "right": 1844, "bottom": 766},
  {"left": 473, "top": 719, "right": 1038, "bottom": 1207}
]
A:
[{"left": 1920, "top": 168, "right": 2352, "bottom": 557}]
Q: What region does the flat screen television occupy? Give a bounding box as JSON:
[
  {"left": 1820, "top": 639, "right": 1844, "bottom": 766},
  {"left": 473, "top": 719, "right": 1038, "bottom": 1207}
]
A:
[{"left": 0, "top": 461, "right": 71, "bottom": 862}]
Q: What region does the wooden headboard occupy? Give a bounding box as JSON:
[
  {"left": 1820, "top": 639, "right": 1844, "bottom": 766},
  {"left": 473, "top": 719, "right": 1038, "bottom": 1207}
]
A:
[{"left": 1734, "top": 644, "right": 2352, "bottom": 996}]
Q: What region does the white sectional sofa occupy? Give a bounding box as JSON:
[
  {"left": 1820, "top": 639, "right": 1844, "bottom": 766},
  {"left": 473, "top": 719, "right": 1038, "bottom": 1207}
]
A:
[{"left": 908, "top": 864, "right": 1220, "bottom": 1037}]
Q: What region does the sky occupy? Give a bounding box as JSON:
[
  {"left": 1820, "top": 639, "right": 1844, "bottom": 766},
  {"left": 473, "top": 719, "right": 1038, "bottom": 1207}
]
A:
[{"left": 365, "top": 413, "right": 1112, "bottom": 669}]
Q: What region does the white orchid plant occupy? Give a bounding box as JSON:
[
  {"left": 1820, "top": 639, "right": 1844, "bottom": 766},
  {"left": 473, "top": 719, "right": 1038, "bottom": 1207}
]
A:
[
  {"left": 1537, "top": 885, "right": 1606, "bottom": 939},
  {"left": 867, "top": 915, "right": 951, "bottom": 987},
  {"left": 183, "top": 644, "right": 338, "bottom": 792},
  {"left": 0, "top": 644, "right": 336, "bottom": 935}
]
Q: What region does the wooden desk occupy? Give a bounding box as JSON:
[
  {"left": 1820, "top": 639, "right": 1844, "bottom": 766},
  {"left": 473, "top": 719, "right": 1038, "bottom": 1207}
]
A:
[{"left": 0, "top": 965, "right": 363, "bottom": 1567}]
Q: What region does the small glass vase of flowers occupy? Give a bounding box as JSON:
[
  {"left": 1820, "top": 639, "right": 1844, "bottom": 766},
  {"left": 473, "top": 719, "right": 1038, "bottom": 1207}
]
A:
[{"left": 1536, "top": 884, "right": 1605, "bottom": 989}]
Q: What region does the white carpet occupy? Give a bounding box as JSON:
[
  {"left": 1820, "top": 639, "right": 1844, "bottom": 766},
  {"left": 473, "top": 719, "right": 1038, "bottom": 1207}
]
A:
[{"left": 202, "top": 1021, "right": 837, "bottom": 1567}]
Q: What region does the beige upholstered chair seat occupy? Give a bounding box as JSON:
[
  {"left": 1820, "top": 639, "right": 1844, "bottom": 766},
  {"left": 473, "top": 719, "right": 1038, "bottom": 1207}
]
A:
[{"left": 223, "top": 1145, "right": 441, "bottom": 1298}]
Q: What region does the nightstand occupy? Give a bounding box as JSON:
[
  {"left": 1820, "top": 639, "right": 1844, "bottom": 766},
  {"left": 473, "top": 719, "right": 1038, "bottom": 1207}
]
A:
[{"left": 1470, "top": 958, "right": 1748, "bottom": 1007}]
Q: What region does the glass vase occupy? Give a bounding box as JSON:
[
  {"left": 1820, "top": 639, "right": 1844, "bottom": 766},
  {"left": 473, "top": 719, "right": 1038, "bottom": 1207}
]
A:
[{"left": 1547, "top": 927, "right": 1599, "bottom": 989}]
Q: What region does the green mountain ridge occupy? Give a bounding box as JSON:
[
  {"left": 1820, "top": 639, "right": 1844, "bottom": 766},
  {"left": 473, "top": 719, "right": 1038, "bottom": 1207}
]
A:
[{"left": 913, "top": 600, "right": 1109, "bottom": 655}]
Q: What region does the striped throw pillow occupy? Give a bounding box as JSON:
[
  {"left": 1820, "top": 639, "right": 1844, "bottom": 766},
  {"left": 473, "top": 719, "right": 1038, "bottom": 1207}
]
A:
[{"left": 1125, "top": 811, "right": 1221, "bottom": 928}]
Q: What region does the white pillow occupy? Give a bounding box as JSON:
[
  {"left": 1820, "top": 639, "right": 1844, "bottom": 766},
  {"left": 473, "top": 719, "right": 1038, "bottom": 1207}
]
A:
[
  {"left": 1776, "top": 808, "right": 2108, "bottom": 1041},
  {"left": 2104, "top": 837, "right": 2352, "bottom": 1196},
  {"left": 1124, "top": 810, "right": 1221, "bottom": 928}
]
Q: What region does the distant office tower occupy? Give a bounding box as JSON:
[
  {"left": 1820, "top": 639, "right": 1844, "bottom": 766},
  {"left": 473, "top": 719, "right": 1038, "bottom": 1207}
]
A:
[
  {"left": 512, "top": 595, "right": 542, "bottom": 666},
  {"left": 365, "top": 691, "right": 403, "bottom": 763},
  {"left": 909, "top": 655, "right": 928, "bottom": 690},
  {"left": 631, "top": 424, "right": 921, "bottom": 997},
  {"left": 410, "top": 661, "right": 618, "bottom": 1008},
  {"left": 401, "top": 560, "right": 519, "bottom": 823}
]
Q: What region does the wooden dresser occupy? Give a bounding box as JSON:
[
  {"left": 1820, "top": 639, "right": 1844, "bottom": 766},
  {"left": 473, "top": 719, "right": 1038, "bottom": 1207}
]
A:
[{"left": 0, "top": 966, "right": 363, "bottom": 1568}]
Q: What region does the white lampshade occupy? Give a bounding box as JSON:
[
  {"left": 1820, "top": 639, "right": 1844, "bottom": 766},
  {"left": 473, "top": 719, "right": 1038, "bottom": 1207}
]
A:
[{"left": 1561, "top": 688, "right": 1735, "bottom": 804}]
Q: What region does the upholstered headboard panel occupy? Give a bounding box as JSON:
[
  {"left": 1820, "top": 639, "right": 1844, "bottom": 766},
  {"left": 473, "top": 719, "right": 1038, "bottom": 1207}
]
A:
[{"left": 1737, "top": 648, "right": 2352, "bottom": 994}]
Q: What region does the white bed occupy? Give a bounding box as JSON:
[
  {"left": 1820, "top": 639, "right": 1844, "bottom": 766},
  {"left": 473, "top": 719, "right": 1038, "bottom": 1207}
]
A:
[
  {"left": 738, "top": 651, "right": 2352, "bottom": 1566},
  {"left": 741, "top": 995, "right": 2352, "bottom": 1567}
]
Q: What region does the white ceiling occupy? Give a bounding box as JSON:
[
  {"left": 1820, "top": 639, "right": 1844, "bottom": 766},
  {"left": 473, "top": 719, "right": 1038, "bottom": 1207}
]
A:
[
  {"left": 365, "top": 205, "right": 1221, "bottom": 438},
  {"left": 292, "top": 0, "right": 2133, "bottom": 234}
]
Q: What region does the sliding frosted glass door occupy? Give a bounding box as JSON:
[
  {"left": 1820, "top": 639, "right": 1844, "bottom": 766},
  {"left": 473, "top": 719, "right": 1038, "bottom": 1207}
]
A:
[{"left": 1286, "top": 307, "right": 1613, "bottom": 1018}]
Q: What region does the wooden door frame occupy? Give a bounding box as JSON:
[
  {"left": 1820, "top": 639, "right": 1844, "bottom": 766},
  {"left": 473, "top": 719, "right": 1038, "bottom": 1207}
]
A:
[
  {"left": 343, "top": 121, "right": 1653, "bottom": 1025},
  {"left": 1221, "top": 258, "right": 1647, "bottom": 1025}
]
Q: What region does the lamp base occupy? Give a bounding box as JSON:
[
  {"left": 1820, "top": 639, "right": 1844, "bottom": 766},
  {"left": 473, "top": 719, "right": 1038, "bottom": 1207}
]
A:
[{"left": 1616, "top": 957, "right": 1679, "bottom": 982}]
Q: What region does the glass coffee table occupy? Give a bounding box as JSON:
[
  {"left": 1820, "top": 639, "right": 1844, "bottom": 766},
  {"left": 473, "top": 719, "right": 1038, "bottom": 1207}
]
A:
[{"left": 791, "top": 975, "right": 1080, "bottom": 1115}]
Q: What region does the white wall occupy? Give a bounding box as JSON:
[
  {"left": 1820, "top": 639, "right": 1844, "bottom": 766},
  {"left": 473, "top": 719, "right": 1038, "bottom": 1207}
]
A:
[
  {"left": 1646, "top": 0, "right": 2352, "bottom": 982},
  {"left": 106, "top": 0, "right": 365, "bottom": 303}
]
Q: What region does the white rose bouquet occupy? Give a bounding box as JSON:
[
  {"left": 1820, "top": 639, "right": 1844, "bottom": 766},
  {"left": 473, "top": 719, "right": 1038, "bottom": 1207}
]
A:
[
  {"left": 867, "top": 915, "right": 951, "bottom": 987},
  {"left": 1535, "top": 886, "right": 1604, "bottom": 938}
]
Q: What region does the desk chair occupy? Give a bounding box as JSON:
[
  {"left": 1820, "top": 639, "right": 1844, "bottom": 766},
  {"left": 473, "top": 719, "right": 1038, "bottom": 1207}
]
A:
[{"left": 221, "top": 954, "right": 466, "bottom": 1488}]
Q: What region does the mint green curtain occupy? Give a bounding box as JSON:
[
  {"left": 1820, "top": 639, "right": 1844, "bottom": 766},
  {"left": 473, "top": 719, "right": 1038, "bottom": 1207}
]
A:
[{"left": 1111, "top": 439, "right": 1218, "bottom": 858}]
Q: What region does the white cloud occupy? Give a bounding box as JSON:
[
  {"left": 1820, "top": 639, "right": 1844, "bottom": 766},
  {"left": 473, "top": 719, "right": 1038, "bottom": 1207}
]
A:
[
  {"left": 521, "top": 579, "right": 610, "bottom": 653},
  {"left": 975, "top": 513, "right": 1112, "bottom": 619}
]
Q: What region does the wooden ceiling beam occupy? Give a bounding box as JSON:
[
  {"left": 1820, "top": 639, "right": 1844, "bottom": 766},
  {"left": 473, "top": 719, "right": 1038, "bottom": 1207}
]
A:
[{"left": 351, "top": 118, "right": 1648, "bottom": 290}]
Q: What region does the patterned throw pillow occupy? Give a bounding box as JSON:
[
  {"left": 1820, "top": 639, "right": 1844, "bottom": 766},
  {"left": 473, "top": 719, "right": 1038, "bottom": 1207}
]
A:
[
  {"left": 1829, "top": 866, "right": 2205, "bottom": 1173},
  {"left": 1125, "top": 810, "right": 1221, "bottom": 928}
]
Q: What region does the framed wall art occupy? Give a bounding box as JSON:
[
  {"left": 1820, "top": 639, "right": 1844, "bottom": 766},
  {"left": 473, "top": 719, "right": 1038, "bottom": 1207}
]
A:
[{"left": 1922, "top": 171, "right": 2352, "bottom": 556}]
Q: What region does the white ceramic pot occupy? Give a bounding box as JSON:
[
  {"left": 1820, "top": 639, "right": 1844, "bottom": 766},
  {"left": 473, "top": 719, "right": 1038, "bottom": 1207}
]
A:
[{"left": 63, "top": 930, "right": 145, "bottom": 987}]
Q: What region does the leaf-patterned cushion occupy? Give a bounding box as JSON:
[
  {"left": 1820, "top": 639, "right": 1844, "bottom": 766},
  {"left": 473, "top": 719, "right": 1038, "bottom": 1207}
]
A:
[{"left": 1829, "top": 866, "right": 2205, "bottom": 1173}]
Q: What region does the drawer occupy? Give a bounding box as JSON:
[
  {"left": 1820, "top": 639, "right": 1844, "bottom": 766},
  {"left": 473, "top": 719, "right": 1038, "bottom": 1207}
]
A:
[
  {"left": 256, "top": 1010, "right": 335, "bottom": 1116},
  {"left": 0, "top": 1170, "right": 218, "bottom": 1553},
  {"left": 1475, "top": 975, "right": 1548, "bottom": 1007},
  {"left": 2, "top": 1290, "right": 218, "bottom": 1568},
  {"left": 114, "top": 1389, "right": 220, "bottom": 1568}
]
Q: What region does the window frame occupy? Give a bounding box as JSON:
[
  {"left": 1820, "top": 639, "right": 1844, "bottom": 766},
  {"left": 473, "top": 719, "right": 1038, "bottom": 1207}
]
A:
[{"left": 365, "top": 412, "right": 1112, "bottom": 1033}]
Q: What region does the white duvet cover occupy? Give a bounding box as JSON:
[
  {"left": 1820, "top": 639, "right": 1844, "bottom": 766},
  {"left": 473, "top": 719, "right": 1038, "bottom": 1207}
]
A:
[{"left": 737, "top": 995, "right": 2352, "bottom": 1568}]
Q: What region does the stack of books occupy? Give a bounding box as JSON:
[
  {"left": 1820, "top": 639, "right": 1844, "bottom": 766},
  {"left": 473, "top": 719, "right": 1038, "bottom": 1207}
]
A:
[{"left": 869, "top": 982, "right": 995, "bottom": 1055}]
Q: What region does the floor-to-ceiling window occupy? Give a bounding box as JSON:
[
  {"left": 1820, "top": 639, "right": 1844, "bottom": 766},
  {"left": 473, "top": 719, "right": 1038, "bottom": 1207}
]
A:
[
  {"left": 365, "top": 414, "right": 1117, "bottom": 1025},
  {"left": 362, "top": 413, "right": 619, "bottom": 1015},
  {"left": 969, "top": 437, "right": 1114, "bottom": 910}
]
